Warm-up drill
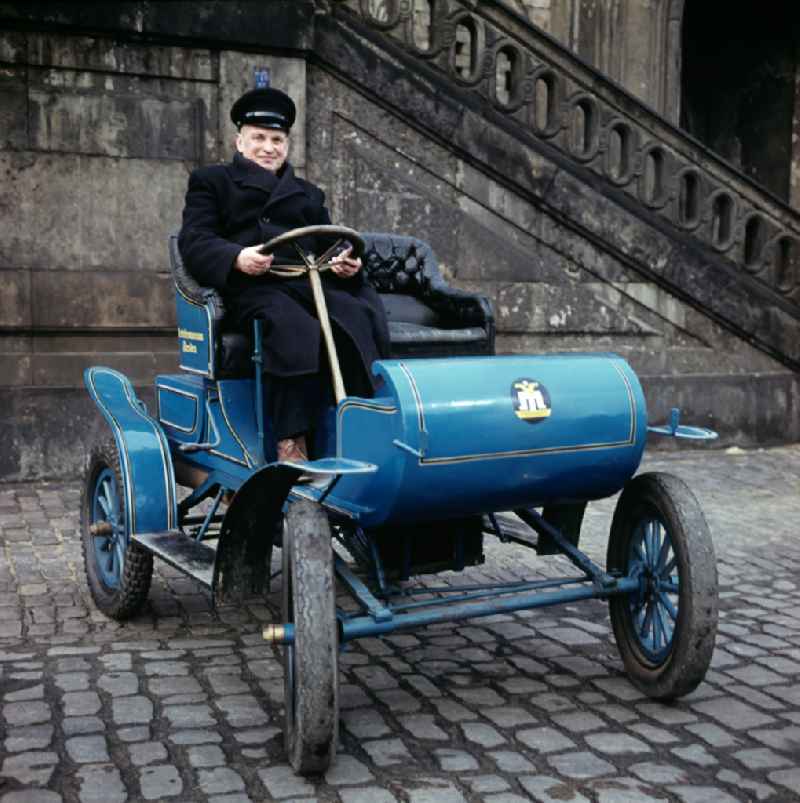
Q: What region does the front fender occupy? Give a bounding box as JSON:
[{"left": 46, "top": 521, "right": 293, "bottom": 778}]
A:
[
  {"left": 84, "top": 367, "right": 178, "bottom": 535},
  {"left": 213, "top": 463, "right": 302, "bottom": 605}
]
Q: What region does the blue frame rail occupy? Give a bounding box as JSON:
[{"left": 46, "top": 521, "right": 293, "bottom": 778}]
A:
[{"left": 264, "top": 524, "right": 643, "bottom": 646}]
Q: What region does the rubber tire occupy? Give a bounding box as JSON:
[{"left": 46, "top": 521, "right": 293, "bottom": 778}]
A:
[
  {"left": 282, "top": 498, "right": 338, "bottom": 775},
  {"left": 607, "top": 472, "right": 718, "bottom": 701},
  {"left": 80, "top": 439, "right": 153, "bottom": 620}
]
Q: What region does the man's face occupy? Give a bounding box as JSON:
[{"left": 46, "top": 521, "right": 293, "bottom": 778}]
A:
[{"left": 236, "top": 125, "right": 289, "bottom": 172}]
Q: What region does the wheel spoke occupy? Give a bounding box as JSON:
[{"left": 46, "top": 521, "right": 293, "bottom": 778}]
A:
[
  {"left": 292, "top": 241, "right": 315, "bottom": 270},
  {"left": 115, "top": 541, "right": 125, "bottom": 579},
  {"left": 650, "top": 521, "right": 663, "bottom": 569},
  {"left": 97, "top": 495, "right": 111, "bottom": 518},
  {"left": 317, "top": 237, "right": 345, "bottom": 267},
  {"left": 640, "top": 523, "right": 652, "bottom": 566},
  {"left": 661, "top": 580, "right": 679, "bottom": 594},
  {"left": 656, "top": 601, "right": 673, "bottom": 647},
  {"left": 647, "top": 521, "right": 659, "bottom": 568},
  {"left": 652, "top": 600, "right": 664, "bottom": 650},
  {"left": 658, "top": 591, "right": 678, "bottom": 622},
  {"left": 640, "top": 598, "right": 654, "bottom": 642},
  {"left": 106, "top": 549, "right": 115, "bottom": 574},
  {"left": 663, "top": 555, "right": 677, "bottom": 576},
  {"left": 656, "top": 529, "right": 672, "bottom": 572},
  {"left": 102, "top": 477, "right": 115, "bottom": 505},
  {"left": 630, "top": 597, "right": 647, "bottom": 623}
]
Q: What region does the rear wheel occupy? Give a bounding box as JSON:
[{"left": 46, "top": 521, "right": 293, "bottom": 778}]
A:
[
  {"left": 80, "top": 439, "right": 152, "bottom": 620},
  {"left": 282, "top": 498, "right": 338, "bottom": 775},
  {"left": 608, "top": 472, "right": 718, "bottom": 700}
]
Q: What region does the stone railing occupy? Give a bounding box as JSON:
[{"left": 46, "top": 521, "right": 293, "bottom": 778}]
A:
[{"left": 329, "top": 0, "right": 800, "bottom": 307}]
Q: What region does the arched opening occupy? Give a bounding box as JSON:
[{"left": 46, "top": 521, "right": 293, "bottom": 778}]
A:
[
  {"left": 365, "top": 0, "right": 398, "bottom": 24},
  {"left": 412, "top": 0, "right": 434, "bottom": 51},
  {"left": 678, "top": 170, "right": 700, "bottom": 227},
  {"left": 533, "top": 72, "right": 557, "bottom": 133},
  {"left": 642, "top": 147, "right": 666, "bottom": 205},
  {"left": 569, "top": 98, "right": 597, "bottom": 158},
  {"left": 710, "top": 193, "right": 734, "bottom": 249},
  {"left": 743, "top": 216, "right": 766, "bottom": 270},
  {"left": 680, "top": 1, "right": 800, "bottom": 201},
  {"left": 452, "top": 17, "right": 478, "bottom": 80},
  {"left": 495, "top": 46, "right": 518, "bottom": 106},
  {"left": 773, "top": 236, "right": 798, "bottom": 292},
  {"left": 607, "top": 122, "right": 633, "bottom": 183}
]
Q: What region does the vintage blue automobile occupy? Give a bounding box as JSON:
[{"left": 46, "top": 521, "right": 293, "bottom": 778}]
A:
[{"left": 82, "top": 226, "right": 719, "bottom": 775}]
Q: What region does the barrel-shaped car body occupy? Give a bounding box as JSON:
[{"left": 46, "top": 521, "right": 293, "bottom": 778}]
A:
[{"left": 318, "top": 353, "right": 648, "bottom": 527}]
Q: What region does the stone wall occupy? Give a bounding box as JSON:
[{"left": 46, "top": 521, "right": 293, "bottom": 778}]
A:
[
  {"left": 305, "top": 62, "right": 786, "bottom": 380},
  {"left": 0, "top": 2, "right": 310, "bottom": 480}
]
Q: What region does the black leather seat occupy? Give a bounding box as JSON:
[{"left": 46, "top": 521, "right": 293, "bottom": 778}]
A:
[
  {"left": 168, "top": 233, "right": 495, "bottom": 380},
  {"left": 362, "top": 233, "right": 494, "bottom": 358}
]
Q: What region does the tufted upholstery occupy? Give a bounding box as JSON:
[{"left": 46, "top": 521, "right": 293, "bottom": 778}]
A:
[
  {"left": 168, "top": 232, "right": 495, "bottom": 379},
  {"left": 362, "top": 233, "right": 495, "bottom": 357}
]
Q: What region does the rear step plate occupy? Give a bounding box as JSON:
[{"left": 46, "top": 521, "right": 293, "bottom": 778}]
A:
[{"left": 132, "top": 530, "right": 215, "bottom": 589}]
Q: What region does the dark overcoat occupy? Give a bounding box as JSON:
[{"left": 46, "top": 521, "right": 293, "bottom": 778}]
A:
[{"left": 178, "top": 153, "right": 390, "bottom": 379}]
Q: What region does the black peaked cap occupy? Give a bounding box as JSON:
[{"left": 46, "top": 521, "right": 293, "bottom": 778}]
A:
[{"left": 230, "top": 87, "right": 296, "bottom": 131}]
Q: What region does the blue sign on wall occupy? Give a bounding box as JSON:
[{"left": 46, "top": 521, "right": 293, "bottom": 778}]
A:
[{"left": 254, "top": 67, "right": 270, "bottom": 88}]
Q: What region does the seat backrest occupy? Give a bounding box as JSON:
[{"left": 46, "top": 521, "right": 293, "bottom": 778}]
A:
[
  {"left": 361, "top": 232, "right": 443, "bottom": 292},
  {"left": 169, "top": 234, "right": 222, "bottom": 379}
]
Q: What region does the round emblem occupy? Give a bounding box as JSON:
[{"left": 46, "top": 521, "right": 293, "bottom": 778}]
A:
[{"left": 511, "top": 378, "right": 551, "bottom": 423}]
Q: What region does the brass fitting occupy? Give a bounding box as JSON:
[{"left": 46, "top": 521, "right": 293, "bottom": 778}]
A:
[
  {"left": 89, "top": 521, "right": 114, "bottom": 536},
  {"left": 262, "top": 624, "right": 286, "bottom": 643}
]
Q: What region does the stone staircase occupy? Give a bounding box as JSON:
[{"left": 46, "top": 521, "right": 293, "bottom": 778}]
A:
[{"left": 307, "top": 0, "right": 800, "bottom": 444}]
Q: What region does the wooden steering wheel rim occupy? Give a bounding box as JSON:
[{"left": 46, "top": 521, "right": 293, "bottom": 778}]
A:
[{"left": 261, "top": 224, "right": 365, "bottom": 261}]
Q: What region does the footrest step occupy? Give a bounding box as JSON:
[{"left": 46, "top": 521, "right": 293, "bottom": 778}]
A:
[{"left": 132, "top": 530, "right": 215, "bottom": 589}]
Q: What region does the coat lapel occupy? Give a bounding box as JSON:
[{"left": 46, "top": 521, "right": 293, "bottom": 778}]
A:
[
  {"left": 228, "top": 154, "right": 307, "bottom": 214},
  {"left": 229, "top": 152, "right": 279, "bottom": 195},
  {"left": 263, "top": 162, "right": 305, "bottom": 212}
]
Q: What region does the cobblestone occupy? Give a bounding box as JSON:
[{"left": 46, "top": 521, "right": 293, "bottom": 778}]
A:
[
  {"left": 65, "top": 735, "right": 110, "bottom": 763},
  {"left": 138, "top": 764, "right": 183, "bottom": 800},
  {"left": 0, "top": 447, "right": 798, "bottom": 800}
]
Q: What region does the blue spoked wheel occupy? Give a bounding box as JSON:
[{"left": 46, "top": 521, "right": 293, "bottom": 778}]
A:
[
  {"left": 607, "top": 472, "right": 718, "bottom": 700},
  {"left": 80, "top": 440, "right": 152, "bottom": 620},
  {"left": 90, "top": 466, "right": 125, "bottom": 589}
]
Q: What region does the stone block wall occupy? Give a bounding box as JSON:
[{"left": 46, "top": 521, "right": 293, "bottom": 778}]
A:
[
  {"left": 305, "top": 63, "right": 782, "bottom": 373},
  {"left": 0, "top": 5, "right": 308, "bottom": 480}
]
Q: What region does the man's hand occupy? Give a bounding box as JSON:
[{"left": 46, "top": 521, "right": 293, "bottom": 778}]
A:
[
  {"left": 330, "top": 245, "right": 362, "bottom": 278},
  {"left": 235, "top": 246, "right": 274, "bottom": 275}
]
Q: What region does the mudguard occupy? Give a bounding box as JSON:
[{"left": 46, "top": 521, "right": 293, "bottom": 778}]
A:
[
  {"left": 212, "top": 463, "right": 300, "bottom": 605},
  {"left": 84, "top": 367, "right": 178, "bottom": 535},
  {"left": 213, "top": 458, "right": 377, "bottom": 604}
]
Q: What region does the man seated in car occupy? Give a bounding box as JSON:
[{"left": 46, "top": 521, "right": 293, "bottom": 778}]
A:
[{"left": 179, "top": 87, "right": 390, "bottom": 462}]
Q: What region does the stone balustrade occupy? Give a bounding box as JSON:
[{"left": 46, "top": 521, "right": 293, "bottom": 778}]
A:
[{"left": 332, "top": 0, "right": 800, "bottom": 307}]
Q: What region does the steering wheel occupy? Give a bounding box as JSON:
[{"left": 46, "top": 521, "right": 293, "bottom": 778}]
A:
[
  {"left": 258, "top": 225, "right": 367, "bottom": 404},
  {"left": 260, "top": 224, "right": 365, "bottom": 277}
]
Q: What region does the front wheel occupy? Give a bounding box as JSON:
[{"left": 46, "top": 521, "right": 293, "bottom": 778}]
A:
[
  {"left": 80, "top": 439, "right": 153, "bottom": 620},
  {"left": 282, "top": 498, "right": 338, "bottom": 775},
  {"left": 607, "top": 472, "right": 718, "bottom": 701}
]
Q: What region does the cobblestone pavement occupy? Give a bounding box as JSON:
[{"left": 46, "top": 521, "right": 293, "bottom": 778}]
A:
[{"left": 1, "top": 445, "right": 799, "bottom": 803}]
